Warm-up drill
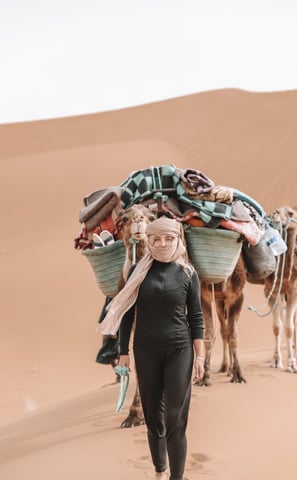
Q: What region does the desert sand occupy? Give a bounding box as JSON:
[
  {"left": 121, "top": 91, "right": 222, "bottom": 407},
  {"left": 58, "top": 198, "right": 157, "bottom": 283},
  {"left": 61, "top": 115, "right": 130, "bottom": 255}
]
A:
[{"left": 1, "top": 88, "right": 297, "bottom": 480}]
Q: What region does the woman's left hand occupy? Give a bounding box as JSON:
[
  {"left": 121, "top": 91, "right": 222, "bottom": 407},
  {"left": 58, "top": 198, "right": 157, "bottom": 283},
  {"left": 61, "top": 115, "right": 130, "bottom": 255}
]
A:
[{"left": 193, "top": 357, "right": 204, "bottom": 382}]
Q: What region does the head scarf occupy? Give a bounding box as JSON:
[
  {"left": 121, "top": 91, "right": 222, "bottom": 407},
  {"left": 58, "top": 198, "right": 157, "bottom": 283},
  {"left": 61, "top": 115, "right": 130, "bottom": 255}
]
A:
[{"left": 97, "top": 217, "right": 186, "bottom": 336}]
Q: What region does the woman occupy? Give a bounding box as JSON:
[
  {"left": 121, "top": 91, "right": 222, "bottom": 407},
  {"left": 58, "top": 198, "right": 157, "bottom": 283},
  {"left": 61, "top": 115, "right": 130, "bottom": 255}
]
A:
[{"left": 99, "top": 216, "right": 205, "bottom": 480}]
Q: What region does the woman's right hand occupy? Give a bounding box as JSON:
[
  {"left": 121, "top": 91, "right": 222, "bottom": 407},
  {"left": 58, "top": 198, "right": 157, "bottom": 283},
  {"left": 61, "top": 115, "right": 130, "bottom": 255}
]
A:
[{"left": 118, "top": 354, "right": 130, "bottom": 370}]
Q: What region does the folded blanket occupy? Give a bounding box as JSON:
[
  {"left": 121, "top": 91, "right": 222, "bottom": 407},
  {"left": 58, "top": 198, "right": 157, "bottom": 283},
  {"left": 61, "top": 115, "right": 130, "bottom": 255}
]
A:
[
  {"left": 179, "top": 168, "right": 215, "bottom": 196},
  {"left": 83, "top": 186, "right": 124, "bottom": 207},
  {"left": 212, "top": 185, "right": 233, "bottom": 204},
  {"left": 79, "top": 187, "right": 124, "bottom": 232},
  {"left": 231, "top": 199, "right": 253, "bottom": 222},
  {"left": 220, "top": 218, "right": 264, "bottom": 246}
]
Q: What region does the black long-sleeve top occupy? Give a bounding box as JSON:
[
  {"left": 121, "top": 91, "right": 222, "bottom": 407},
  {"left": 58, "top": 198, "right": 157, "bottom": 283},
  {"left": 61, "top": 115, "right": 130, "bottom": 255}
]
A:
[{"left": 119, "top": 260, "right": 204, "bottom": 355}]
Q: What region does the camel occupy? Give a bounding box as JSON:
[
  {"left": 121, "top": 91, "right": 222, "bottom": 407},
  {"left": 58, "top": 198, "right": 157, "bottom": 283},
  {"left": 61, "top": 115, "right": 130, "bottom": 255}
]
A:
[
  {"left": 263, "top": 206, "right": 297, "bottom": 372},
  {"left": 114, "top": 204, "right": 247, "bottom": 428},
  {"left": 115, "top": 204, "right": 156, "bottom": 427},
  {"left": 197, "top": 255, "right": 247, "bottom": 386},
  {"left": 96, "top": 204, "right": 155, "bottom": 422}
]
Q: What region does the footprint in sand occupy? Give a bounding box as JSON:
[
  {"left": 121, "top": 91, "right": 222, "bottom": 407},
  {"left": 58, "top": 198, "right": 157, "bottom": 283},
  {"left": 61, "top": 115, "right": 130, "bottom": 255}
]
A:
[
  {"left": 125, "top": 451, "right": 211, "bottom": 479},
  {"left": 185, "top": 451, "right": 210, "bottom": 471},
  {"left": 132, "top": 429, "right": 147, "bottom": 445},
  {"left": 187, "top": 451, "right": 227, "bottom": 476},
  {"left": 126, "top": 455, "right": 171, "bottom": 479},
  {"left": 126, "top": 454, "right": 151, "bottom": 470},
  {"left": 93, "top": 410, "right": 120, "bottom": 427}
]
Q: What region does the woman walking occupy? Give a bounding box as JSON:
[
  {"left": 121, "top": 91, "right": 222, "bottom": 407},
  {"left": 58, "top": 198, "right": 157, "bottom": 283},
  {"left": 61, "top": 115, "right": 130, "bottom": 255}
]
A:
[{"left": 99, "top": 216, "right": 205, "bottom": 480}]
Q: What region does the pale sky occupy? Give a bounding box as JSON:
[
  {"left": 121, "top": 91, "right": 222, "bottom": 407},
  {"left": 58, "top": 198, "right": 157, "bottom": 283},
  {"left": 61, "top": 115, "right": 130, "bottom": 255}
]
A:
[{"left": 1, "top": 0, "right": 297, "bottom": 124}]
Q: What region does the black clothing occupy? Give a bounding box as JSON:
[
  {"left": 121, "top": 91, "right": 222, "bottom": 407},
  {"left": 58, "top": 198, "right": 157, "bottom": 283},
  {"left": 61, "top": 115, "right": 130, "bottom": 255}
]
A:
[
  {"left": 134, "top": 346, "right": 193, "bottom": 480},
  {"left": 95, "top": 335, "right": 119, "bottom": 364},
  {"left": 119, "top": 260, "right": 204, "bottom": 480},
  {"left": 119, "top": 261, "right": 204, "bottom": 355},
  {"left": 96, "top": 296, "right": 118, "bottom": 364}
]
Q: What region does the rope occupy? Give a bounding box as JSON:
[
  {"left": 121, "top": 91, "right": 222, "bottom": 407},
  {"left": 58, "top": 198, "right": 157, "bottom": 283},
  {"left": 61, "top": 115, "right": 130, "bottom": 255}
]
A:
[
  {"left": 245, "top": 254, "right": 284, "bottom": 317},
  {"left": 210, "top": 283, "right": 218, "bottom": 340},
  {"left": 114, "top": 366, "right": 130, "bottom": 412}
]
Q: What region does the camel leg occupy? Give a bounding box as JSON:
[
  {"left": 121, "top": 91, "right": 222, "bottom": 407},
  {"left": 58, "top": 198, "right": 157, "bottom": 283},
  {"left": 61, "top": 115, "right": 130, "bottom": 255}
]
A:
[
  {"left": 120, "top": 381, "right": 145, "bottom": 428},
  {"left": 216, "top": 300, "right": 229, "bottom": 374},
  {"left": 270, "top": 298, "right": 284, "bottom": 369},
  {"left": 284, "top": 292, "right": 297, "bottom": 373},
  {"left": 227, "top": 294, "right": 246, "bottom": 383},
  {"left": 293, "top": 312, "right": 297, "bottom": 358},
  {"left": 194, "top": 294, "right": 216, "bottom": 387}
]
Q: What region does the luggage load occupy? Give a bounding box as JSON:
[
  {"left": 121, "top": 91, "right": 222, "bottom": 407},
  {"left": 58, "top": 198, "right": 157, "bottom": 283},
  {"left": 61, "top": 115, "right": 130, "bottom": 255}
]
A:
[
  {"left": 242, "top": 235, "right": 277, "bottom": 283},
  {"left": 242, "top": 220, "right": 287, "bottom": 283},
  {"left": 75, "top": 164, "right": 272, "bottom": 290},
  {"left": 184, "top": 226, "right": 242, "bottom": 284},
  {"left": 82, "top": 240, "right": 126, "bottom": 297}
]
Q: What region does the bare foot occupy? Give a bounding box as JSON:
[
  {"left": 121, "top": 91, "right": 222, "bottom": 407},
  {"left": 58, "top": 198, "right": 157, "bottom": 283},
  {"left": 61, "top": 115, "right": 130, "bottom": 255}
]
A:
[{"left": 155, "top": 471, "right": 169, "bottom": 480}]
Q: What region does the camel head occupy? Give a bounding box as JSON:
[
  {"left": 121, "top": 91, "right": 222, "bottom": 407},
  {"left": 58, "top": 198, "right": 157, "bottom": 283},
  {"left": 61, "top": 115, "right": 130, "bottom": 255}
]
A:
[
  {"left": 118, "top": 204, "right": 156, "bottom": 285},
  {"left": 269, "top": 206, "right": 297, "bottom": 231},
  {"left": 120, "top": 204, "right": 156, "bottom": 245},
  {"left": 268, "top": 206, "right": 297, "bottom": 285}
]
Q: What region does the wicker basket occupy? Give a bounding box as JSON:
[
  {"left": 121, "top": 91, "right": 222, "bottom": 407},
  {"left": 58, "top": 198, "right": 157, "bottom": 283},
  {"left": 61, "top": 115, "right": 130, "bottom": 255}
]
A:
[
  {"left": 82, "top": 240, "right": 126, "bottom": 297},
  {"left": 184, "top": 226, "right": 242, "bottom": 283}
]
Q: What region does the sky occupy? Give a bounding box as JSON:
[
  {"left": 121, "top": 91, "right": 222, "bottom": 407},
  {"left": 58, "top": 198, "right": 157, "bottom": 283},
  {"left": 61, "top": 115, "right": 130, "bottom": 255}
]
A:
[{"left": 1, "top": 0, "right": 297, "bottom": 124}]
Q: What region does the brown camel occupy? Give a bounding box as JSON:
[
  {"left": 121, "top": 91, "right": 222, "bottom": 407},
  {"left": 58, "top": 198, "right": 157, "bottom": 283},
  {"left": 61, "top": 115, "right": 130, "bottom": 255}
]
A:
[
  {"left": 263, "top": 206, "right": 297, "bottom": 372},
  {"left": 116, "top": 204, "right": 156, "bottom": 427},
  {"left": 196, "top": 255, "right": 247, "bottom": 386},
  {"left": 96, "top": 204, "right": 155, "bottom": 426},
  {"left": 114, "top": 204, "right": 247, "bottom": 428}
]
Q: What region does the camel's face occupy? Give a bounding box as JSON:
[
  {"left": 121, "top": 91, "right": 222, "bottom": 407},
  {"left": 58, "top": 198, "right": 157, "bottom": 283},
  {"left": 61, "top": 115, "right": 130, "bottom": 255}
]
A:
[
  {"left": 121, "top": 205, "right": 155, "bottom": 242},
  {"left": 270, "top": 206, "right": 297, "bottom": 229}
]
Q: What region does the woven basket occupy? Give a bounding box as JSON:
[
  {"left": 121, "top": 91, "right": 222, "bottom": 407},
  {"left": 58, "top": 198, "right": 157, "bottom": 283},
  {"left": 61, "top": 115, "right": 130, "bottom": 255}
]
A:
[
  {"left": 82, "top": 240, "right": 126, "bottom": 297},
  {"left": 184, "top": 226, "right": 242, "bottom": 283}
]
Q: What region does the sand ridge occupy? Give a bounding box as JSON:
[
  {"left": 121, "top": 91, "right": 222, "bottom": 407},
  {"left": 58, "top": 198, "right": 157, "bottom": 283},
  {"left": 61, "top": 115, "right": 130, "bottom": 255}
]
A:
[{"left": 1, "top": 88, "right": 297, "bottom": 479}]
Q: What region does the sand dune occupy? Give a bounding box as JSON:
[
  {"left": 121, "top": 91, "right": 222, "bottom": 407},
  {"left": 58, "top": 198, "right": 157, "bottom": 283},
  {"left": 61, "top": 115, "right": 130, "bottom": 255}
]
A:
[{"left": 1, "top": 88, "right": 297, "bottom": 479}]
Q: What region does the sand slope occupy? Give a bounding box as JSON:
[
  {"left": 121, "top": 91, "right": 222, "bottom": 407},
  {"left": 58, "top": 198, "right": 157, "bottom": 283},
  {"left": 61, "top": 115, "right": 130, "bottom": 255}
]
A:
[{"left": 1, "top": 88, "right": 297, "bottom": 480}]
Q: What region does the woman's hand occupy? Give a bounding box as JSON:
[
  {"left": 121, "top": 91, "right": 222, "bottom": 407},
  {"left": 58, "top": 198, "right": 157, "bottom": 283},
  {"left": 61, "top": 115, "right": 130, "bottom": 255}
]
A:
[
  {"left": 118, "top": 354, "right": 130, "bottom": 370},
  {"left": 193, "top": 356, "right": 204, "bottom": 382}
]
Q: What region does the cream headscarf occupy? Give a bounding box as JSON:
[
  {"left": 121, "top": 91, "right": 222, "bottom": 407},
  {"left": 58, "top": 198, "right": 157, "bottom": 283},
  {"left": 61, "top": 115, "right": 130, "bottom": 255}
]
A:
[{"left": 97, "top": 216, "right": 186, "bottom": 336}]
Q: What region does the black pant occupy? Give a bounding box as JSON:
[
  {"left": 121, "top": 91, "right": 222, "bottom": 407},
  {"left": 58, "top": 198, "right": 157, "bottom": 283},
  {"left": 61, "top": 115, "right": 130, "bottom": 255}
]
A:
[{"left": 134, "top": 346, "right": 193, "bottom": 480}]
